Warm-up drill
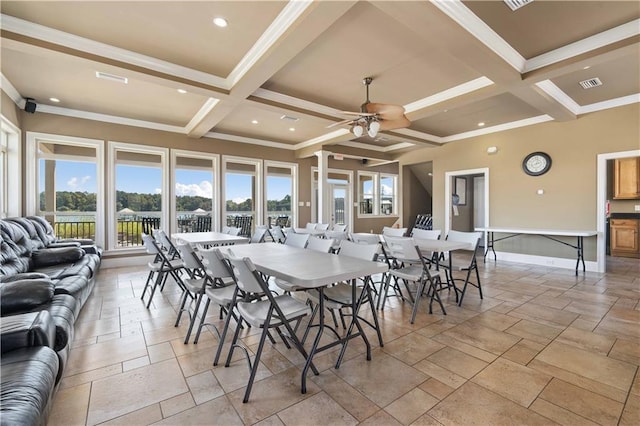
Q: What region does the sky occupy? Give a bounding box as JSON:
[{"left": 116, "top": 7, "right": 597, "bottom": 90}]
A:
[{"left": 42, "top": 160, "right": 292, "bottom": 202}]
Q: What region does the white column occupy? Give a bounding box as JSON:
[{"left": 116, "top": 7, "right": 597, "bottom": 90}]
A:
[{"left": 315, "top": 150, "right": 331, "bottom": 224}]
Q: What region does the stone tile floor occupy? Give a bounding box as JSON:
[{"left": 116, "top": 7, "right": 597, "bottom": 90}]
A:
[{"left": 49, "top": 256, "right": 639, "bottom": 425}]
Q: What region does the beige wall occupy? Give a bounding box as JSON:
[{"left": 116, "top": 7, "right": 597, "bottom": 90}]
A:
[
  {"left": 397, "top": 103, "right": 640, "bottom": 261},
  {"left": 1, "top": 90, "right": 21, "bottom": 127}
]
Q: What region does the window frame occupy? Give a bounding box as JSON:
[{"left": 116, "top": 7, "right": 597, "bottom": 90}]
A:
[
  {"left": 221, "top": 155, "right": 262, "bottom": 229},
  {"left": 0, "top": 117, "right": 21, "bottom": 218},
  {"left": 108, "top": 141, "right": 168, "bottom": 252},
  {"left": 26, "top": 131, "right": 104, "bottom": 244},
  {"left": 171, "top": 149, "right": 220, "bottom": 233},
  {"left": 357, "top": 170, "right": 398, "bottom": 218}
]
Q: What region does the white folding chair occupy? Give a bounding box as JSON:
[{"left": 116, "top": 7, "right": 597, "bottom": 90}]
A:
[
  {"left": 332, "top": 224, "right": 347, "bottom": 233},
  {"left": 220, "top": 250, "right": 318, "bottom": 403},
  {"left": 175, "top": 242, "right": 212, "bottom": 342},
  {"left": 383, "top": 236, "right": 447, "bottom": 322},
  {"left": 284, "top": 232, "right": 309, "bottom": 248},
  {"left": 269, "top": 225, "right": 287, "bottom": 243},
  {"left": 249, "top": 227, "right": 268, "bottom": 243},
  {"left": 411, "top": 229, "right": 442, "bottom": 265},
  {"left": 441, "top": 230, "right": 483, "bottom": 306},
  {"left": 140, "top": 233, "right": 186, "bottom": 309},
  {"left": 382, "top": 226, "right": 407, "bottom": 237}
]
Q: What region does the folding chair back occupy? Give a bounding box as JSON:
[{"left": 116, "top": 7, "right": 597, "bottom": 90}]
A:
[
  {"left": 226, "top": 226, "right": 241, "bottom": 236},
  {"left": 305, "top": 222, "right": 318, "bottom": 231},
  {"left": 269, "top": 225, "right": 286, "bottom": 243},
  {"left": 156, "top": 229, "right": 180, "bottom": 259},
  {"left": 338, "top": 239, "right": 379, "bottom": 261},
  {"left": 350, "top": 233, "right": 380, "bottom": 245},
  {"left": 306, "top": 236, "right": 334, "bottom": 253},
  {"left": 384, "top": 236, "right": 421, "bottom": 264},
  {"left": 284, "top": 232, "right": 309, "bottom": 248},
  {"left": 316, "top": 223, "right": 330, "bottom": 231},
  {"left": 250, "top": 227, "right": 268, "bottom": 243},
  {"left": 176, "top": 242, "right": 204, "bottom": 271},
  {"left": 225, "top": 250, "right": 265, "bottom": 294},
  {"left": 382, "top": 226, "right": 407, "bottom": 237},
  {"left": 332, "top": 224, "right": 347, "bottom": 232},
  {"left": 199, "top": 248, "right": 233, "bottom": 281},
  {"left": 411, "top": 229, "right": 441, "bottom": 240}
]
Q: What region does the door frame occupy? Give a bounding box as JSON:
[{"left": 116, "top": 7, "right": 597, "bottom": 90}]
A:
[
  {"left": 329, "top": 183, "right": 350, "bottom": 229},
  {"left": 596, "top": 149, "right": 640, "bottom": 272},
  {"left": 444, "top": 168, "right": 489, "bottom": 246}
]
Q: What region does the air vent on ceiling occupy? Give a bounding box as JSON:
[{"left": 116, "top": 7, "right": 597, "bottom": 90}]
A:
[
  {"left": 95, "top": 71, "right": 128, "bottom": 84},
  {"left": 579, "top": 78, "right": 602, "bottom": 89},
  {"left": 504, "top": 0, "right": 534, "bottom": 11},
  {"left": 280, "top": 114, "right": 299, "bottom": 122}
]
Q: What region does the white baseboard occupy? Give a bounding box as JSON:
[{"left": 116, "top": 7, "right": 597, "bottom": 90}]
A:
[
  {"left": 101, "top": 254, "right": 153, "bottom": 269},
  {"left": 488, "top": 251, "right": 598, "bottom": 273}
]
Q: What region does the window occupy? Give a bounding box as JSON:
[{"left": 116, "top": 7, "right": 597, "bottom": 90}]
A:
[
  {"left": 265, "top": 161, "right": 297, "bottom": 228},
  {"left": 222, "top": 156, "right": 261, "bottom": 235},
  {"left": 1, "top": 117, "right": 20, "bottom": 218},
  {"left": 26, "top": 133, "right": 103, "bottom": 244},
  {"left": 109, "top": 142, "right": 168, "bottom": 250},
  {"left": 357, "top": 171, "right": 398, "bottom": 217},
  {"left": 172, "top": 150, "right": 218, "bottom": 232}
]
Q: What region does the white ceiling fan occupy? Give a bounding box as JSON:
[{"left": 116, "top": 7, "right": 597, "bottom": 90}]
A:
[{"left": 328, "top": 77, "right": 410, "bottom": 138}]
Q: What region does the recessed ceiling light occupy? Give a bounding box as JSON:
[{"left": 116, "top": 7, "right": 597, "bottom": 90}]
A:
[
  {"left": 251, "top": 120, "right": 259, "bottom": 124},
  {"left": 443, "top": 109, "right": 448, "bottom": 113},
  {"left": 213, "top": 17, "right": 228, "bottom": 27},
  {"left": 583, "top": 66, "right": 591, "bottom": 70},
  {"left": 177, "top": 89, "right": 187, "bottom": 94},
  {"left": 289, "top": 127, "right": 295, "bottom": 132},
  {"left": 478, "top": 122, "right": 485, "bottom": 127},
  {"left": 49, "top": 97, "right": 60, "bottom": 103}
]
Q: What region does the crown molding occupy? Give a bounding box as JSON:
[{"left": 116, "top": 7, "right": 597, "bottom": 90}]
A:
[
  {"left": 579, "top": 93, "right": 640, "bottom": 115},
  {"left": 403, "top": 76, "right": 494, "bottom": 114},
  {"left": 35, "top": 104, "right": 185, "bottom": 133},
  {"left": 184, "top": 98, "right": 220, "bottom": 134},
  {"left": 0, "top": 14, "right": 228, "bottom": 89},
  {"left": 431, "top": 0, "right": 526, "bottom": 72},
  {"left": 525, "top": 20, "right": 640, "bottom": 72},
  {"left": 535, "top": 80, "right": 580, "bottom": 115},
  {"left": 441, "top": 115, "right": 554, "bottom": 143},
  {"left": 227, "top": 1, "right": 313, "bottom": 87},
  {"left": 204, "top": 131, "right": 295, "bottom": 150}
]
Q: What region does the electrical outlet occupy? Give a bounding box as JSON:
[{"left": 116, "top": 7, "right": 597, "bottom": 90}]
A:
[{"left": 635, "top": 205, "right": 640, "bottom": 212}]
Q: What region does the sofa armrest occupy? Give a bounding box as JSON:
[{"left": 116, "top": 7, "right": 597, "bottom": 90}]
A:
[
  {"left": 32, "top": 246, "right": 84, "bottom": 268},
  {"left": 0, "top": 278, "right": 55, "bottom": 316},
  {"left": 0, "top": 272, "right": 50, "bottom": 283},
  {"left": 1, "top": 311, "right": 57, "bottom": 353},
  {"left": 59, "top": 238, "right": 95, "bottom": 246}
]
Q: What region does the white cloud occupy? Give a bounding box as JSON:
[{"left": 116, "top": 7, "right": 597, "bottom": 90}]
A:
[
  {"left": 232, "top": 197, "right": 249, "bottom": 204},
  {"left": 175, "top": 181, "right": 213, "bottom": 198},
  {"left": 381, "top": 184, "right": 393, "bottom": 195},
  {"left": 155, "top": 188, "right": 162, "bottom": 194},
  {"left": 67, "top": 175, "right": 91, "bottom": 190}
]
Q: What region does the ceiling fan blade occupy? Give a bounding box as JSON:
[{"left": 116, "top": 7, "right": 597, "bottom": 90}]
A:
[
  {"left": 365, "top": 103, "right": 405, "bottom": 119},
  {"left": 326, "top": 119, "right": 355, "bottom": 128},
  {"left": 379, "top": 116, "right": 411, "bottom": 131},
  {"left": 339, "top": 110, "right": 377, "bottom": 117}
]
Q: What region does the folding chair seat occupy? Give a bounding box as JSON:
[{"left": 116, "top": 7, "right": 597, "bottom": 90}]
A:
[
  {"left": 440, "top": 230, "right": 483, "bottom": 306},
  {"left": 305, "top": 240, "right": 383, "bottom": 361},
  {"left": 140, "top": 234, "right": 186, "bottom": 309},
  {"left": 218, "top": 250, "right": 317, "bottom": 403},
  {"left": 382, "top": 236, "right": 447, "bottom": 322}
]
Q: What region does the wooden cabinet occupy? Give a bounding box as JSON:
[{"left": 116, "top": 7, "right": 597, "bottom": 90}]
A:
[
  {"left": 613, "top": 157, "right": 640, "bottom": 199},
  {"left": 610, "top": 219, "right": 639, "bottom": 258}
]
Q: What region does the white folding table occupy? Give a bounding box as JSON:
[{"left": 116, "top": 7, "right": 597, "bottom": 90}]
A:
[
  {"left": 171, "top": 231, "right": 249, "bottom": 246},
  {"left": 223, "top": 242, "right": 388, "bottom": 394},
  {"left": 475, "top": 227, "right": 597, "bottom": 275}
]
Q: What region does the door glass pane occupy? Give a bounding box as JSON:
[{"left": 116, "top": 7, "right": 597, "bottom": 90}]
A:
[
  {"left": 332, "top": 187, "right": 346, "bottom": 225},
  {"left": 359, "top": 173, "right": 374, "bottom": 214}
]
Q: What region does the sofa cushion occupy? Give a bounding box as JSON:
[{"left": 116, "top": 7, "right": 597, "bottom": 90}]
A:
[
  {"left": 32, "top": 247, "right": 84, "bottom": 268},
  {"left": 0, "top": 346, "right": 59, "bottom": 426},
  {"left": 0, "top": 223, "right": 31, "bottom": 276},
  {"left": 0, "top": 311, "right": 57, "bottom": 355},
  {"left": 0, "top": 279, "right": 54, "bottom": 317}
]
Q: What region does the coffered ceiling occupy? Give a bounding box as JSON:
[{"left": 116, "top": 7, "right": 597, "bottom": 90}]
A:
[{"left": 1, "top": 1, "right": 638, "bottom": 162}]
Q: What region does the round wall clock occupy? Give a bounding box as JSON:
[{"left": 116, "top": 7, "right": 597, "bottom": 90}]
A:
[{"left": 522, "top": 152, "right": 552, "bottom": 176}]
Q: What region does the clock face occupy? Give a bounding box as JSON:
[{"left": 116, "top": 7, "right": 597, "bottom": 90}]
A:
[{"left": 523, "top": 152, "right": 552, "bottom": 176}]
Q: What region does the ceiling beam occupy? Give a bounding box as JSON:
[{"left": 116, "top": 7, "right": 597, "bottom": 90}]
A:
[{"left": 187, "top": 1, "right": 358, "bottom": 138}]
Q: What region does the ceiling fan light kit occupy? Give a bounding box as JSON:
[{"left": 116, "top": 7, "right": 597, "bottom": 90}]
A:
[{"left": 330, "top": 77, "right": 410, "bottom": 139}]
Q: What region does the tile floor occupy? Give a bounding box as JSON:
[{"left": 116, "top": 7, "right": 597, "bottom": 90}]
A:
[{"left": 49, "top": 256, "right": 639, "bottom": 425}]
